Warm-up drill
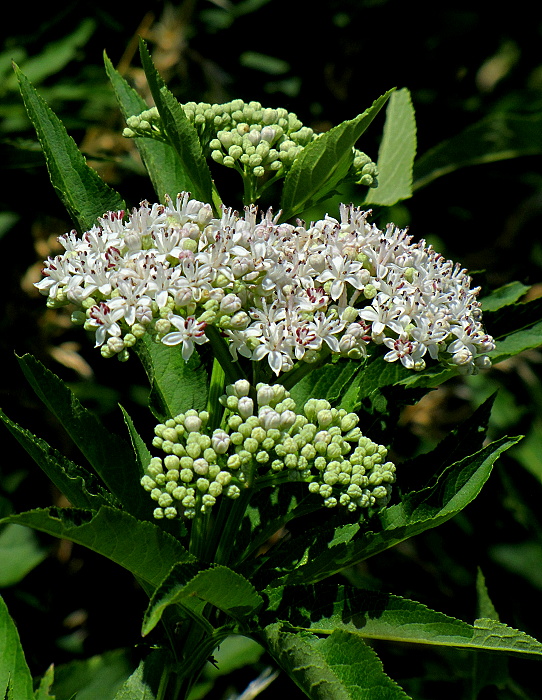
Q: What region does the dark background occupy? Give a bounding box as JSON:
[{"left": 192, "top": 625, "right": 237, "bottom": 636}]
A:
[{"left": 2, "top": 1, "right": 542, "bottom": 697}]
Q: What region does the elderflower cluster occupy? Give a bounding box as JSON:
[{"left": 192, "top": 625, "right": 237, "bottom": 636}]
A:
[
  {"left": 141, "top": 380, "right": 396, "bottom": 520},
  {"left": 35, "top": 192, "right": 495, "bottom": 375},
  {"left": 122, "top": 99, "right": 378, "bottom": 187}
]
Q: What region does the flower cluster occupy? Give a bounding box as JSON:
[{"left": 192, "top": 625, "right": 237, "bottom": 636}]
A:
[
  {"left": 141, "top": 380, "right": 396, "bottom": 520},
  {"left": 35, "top": 193, "right": 495, "bottom": 376},
  {"left": 122, "top": 100, "right": 378, "bottom": 189}
]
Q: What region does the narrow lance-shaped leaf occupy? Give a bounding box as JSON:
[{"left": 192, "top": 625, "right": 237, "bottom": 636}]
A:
[
  {"left": 0, "top": 408, "right": 115, "bottom": 511},
  {"left": 13, "top": 63, "right": 124, "bottom": 232},
  {"left": 261, "top": 623, "right": 410, "bottom": 700},
  {"left": 364, "top": 87, "right": 417, "bottom": 207},
  {"left": 268, "top": 436, "right": 520, "bottom": 586},
  {"left": 280, "top": 89, "right": 394, "bottom": 221},
  {"left": 143, "top": 564, "right": 263, "bottom": 636},
  {"left": 138, "top": 40, "right": 215, "bottom": 206},
  {"left": 16, "top": 354, "right": 151, "bottom": 520},
  {"left": 104, "top": 52, "right": 202, "bottom": 206},
  {"left": 413, "top": 112, "right": 542, "bottom": 192},
  {"left": 0, "top": 507, "right": 194, "bottom": 591},
  {"left": 263, "top": 583, "right": 542, "bottom": 660}
]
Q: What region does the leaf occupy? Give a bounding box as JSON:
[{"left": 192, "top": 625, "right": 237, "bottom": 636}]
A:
[
  {"left": 13, "top": 64, "right": 124, "bottom": 232},
  {"left": 6, "top": 20, "right": 96, "bottom": 89},
  {"left": 15, "top": 354, "right": 150, "bottom": 520},
  {"left": 135, "top": 336, "right": 209, "bottom": 422},
  {"left": 119, "top": 406, "right": 152, "bottom": 478},
  {"left": 33, "top": 665, "right": 55, "bottom": 700},
  {"left": 0, "top": 507, "right": 194, "bottom": 591},
  {"left": 104, "top": 53, "right": 198, "bottom": 205},
  {"left": 0, "top": 408, "right": 115, "bottom": 512},
  {"left": 480, "top": 281, "right": 530, "bottom": 312},
  {"left": 112, "top": 651, "right": 168, "bottom": 700},
  {"left": 288, "top": 360, "right": 360, "bottom": 408},
  {"left": 263, "top": 583, "right": 542, "bottom": 660},
  {"left": 261, "top": 623, "right": 410, "bottom": 699},
  {"left": 364, "top": 88, "right": 417, "bottom": 206},
  {"left": 0, "top": 524, "right": 47, "bottom": 587},
  {"left": 413, "top": 112, "right": 542, "bottom": 191},
  {"left": 138, "top": 40, "right": 214, "bottom": 205},
  {"left": 280, "top": 90, "right": 394, "bottom": 221},
  {"left": 0, "top": 594, "right": 33, "bottom": 700},
  {"left": 51, "top": 649, "right": 133, "bottom": 700},
  {"left": 267, "top": 436, "right": 520, "bottom": 586},
  {"left": 143, "top": 564, "right": 263, "bottom": 636}
]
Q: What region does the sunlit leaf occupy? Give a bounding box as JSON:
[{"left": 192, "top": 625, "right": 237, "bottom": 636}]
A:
[{"left": 364, "top": 87, "right": 416, "bottom": 206}]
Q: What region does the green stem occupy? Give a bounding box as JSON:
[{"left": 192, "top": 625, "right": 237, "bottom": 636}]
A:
[
  {"left": 206, "top": 357, "right": 225, "bottom": 432},
  {"left": 213, "top": 489, "right": 252, "bottom": 566},
  {"left": 205, "top": 325, "right": 249, "bottom": 385},
  {"left": 276, "top": 346, "right": 331, "bottom": 391}
]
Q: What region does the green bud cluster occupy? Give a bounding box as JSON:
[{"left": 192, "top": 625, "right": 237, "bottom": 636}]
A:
[
  {"left": 349, "top": 148, "right": 379, "bottom": 188},
  {"left": 141, "top": 379, "right": 395, "bottom": 521},
  {"left": 122, "top": 107, "right": 165, "bottom": 141},
  {"left": 122, "top": 99, "right": 378, "bottom": 189}
]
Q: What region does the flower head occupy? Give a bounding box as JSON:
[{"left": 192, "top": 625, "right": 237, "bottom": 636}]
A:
[{"left": 36, "top": 194, "right": 495, "bottom": 375}]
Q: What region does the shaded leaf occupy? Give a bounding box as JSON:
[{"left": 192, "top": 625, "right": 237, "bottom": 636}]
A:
[
  {"left": 14, "top": 64, "right": 124, "bottom": 232},
  {"left": 0, "top": 507, "right": 194, "bottom": 591},
  {"left": 413, "top": 112, "right": 542, "bottom": 191},
  {"left": 264, "top": 583, "right": 542, "bottom": 659},
  {"left": 365, "top": 88, "right": 416, "bottom": 206},
  {"left": 0, "top": 408, "right": 114, "bottom": 512},
  {"left": 16, "top": 354, "right": 150, "bottom": 520},
  {"left": 143, "top": 564, "right": 263, "bottom": 636},
  {"left": 267, "top": 436, "right": 519, "bottom": 586},
  {"left": 0, "top": 523, "right": 47, "bottom": 587}
]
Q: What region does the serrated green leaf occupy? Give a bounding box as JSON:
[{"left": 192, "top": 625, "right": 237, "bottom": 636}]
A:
[
  {"left": 413, "top": 112, "right": 542, "bottom": 191},
  {"left": 0, "top": 595, "right": 33, "bottom": 700},
  {"left": 135, "top": 336, "right": 208, "bottom": 422},
  {"left": 15, "top": 354, "right": 150, "bottom": 520},
  {"left": 119, "top": 406, "right": 151, "bottom": 478},
  {"left": 268, "top": 436, "right": 519, "bottom": 586},
  {"left": 264, "top": 583, "right": 542, "bottom": 659},
  {"left": 0, "top": 408, "right": 114, "bottom": 512},
  {"left": 261, "top": 623, "right": 410, "bottom": 699},
  {"left": 143, "top": 564, "right": 263, "bottom": 636},
  {"left": 0, "top": 507, "right": 194, "bottom": 591},
  {"left": 364, "top": 88, "right": 416, "bottom": 206},
  {"left": 104, "top": 52, "right": 199, "bottom": 205},
  {"left": 138, "top": 40, "right": 214, "bottom": 205},
  {"left": 280, "top": 90, "right": 394, "bottom": 221},
  {"left": 14, "top": 64, "right": 124, "bottom": 232}
]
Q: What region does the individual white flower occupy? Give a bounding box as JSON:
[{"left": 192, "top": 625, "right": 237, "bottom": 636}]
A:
[{"left": 161, "top": 315, "right": 209, "bottom": 360}]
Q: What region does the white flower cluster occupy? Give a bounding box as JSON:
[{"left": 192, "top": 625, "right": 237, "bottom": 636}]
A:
[
  {"left": 141, "top": 380, "right": 396, "bottom": 520},
  {"left": 35, "top": 193, "right": 495, "bottom": 375}
]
